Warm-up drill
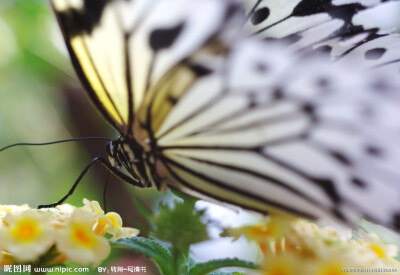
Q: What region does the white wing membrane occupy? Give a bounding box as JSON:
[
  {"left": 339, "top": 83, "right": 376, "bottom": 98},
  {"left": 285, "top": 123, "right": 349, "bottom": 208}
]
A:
[
  {"left": 155, "top": 38, "right": 400, "bottom": 228},
  {"left": 335, "top": 34, "right": 400, "bottom": 67}
]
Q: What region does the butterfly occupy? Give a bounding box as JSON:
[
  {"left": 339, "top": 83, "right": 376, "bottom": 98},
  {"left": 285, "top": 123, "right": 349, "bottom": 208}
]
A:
[{"left": 50, "top": 0, "right": 400, "bottom": 231}]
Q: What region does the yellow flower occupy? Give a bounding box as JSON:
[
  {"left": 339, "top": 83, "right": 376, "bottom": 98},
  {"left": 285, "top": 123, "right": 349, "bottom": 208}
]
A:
[
  {"left": 93, "top": 217, "right": 109, "bottom": 236},
  {"left": 0, "top": 204, "right": 30, "bottom": 228},
  {"left": 83, "top": 199, "right": 139, "bottom": 241},
  {"left": 104, "top": 212, "right": 139, "bottom": 241},
  {"left": 235, "top": 218, "right": 400, "bottom": 275},
  {"left": 223, "top": 216, "right": 293, "bottom": 242},
  {"left": 222, "top": 216, "right": 294, "bottom": 255},
  {"left": 56, "top": 209, "right": 110, "bottom": 266},
  {"left": 0, "top": 210, "right": 55, "bottom": 262},
  {"left": 0, "top": 200, "right": 138, "bottom": 266},
  {"left": 93, "top": 212, "right": 139, "bottom": 241},
  {"left": 262, "top": 254, "right": 300, "bottom": 275},
  {"left": 43, "top": 203, "right": 76, "bottom": 228},
  {"left": 0, "top": 204, "right": 30, "bottom": 215},
  {"left": 82, "top": 198, "right": 104, "bottom": 216},
  {"left": 313, "top": 258, "right": 347, "bottom": 275},
  {"left": 358, "top": 231, "right": 398, "bottom": 260}
]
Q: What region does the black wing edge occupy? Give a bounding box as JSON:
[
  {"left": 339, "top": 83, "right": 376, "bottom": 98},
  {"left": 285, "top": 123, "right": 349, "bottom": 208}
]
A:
[{"left": 50, "top": 0, "right": 126, "bottom": 134}]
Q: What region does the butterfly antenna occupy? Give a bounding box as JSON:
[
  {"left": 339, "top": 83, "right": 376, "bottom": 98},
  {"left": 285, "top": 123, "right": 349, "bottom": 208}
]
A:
[
  {"left": 0, "top": 137, "right": 112, "bottom": 152},
  {"left": 38, "top": 156, "right": 141, "bottom": 209}
]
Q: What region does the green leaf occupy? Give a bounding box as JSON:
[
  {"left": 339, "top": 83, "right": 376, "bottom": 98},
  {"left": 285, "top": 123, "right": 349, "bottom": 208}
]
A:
[
  {"left": 189, "top": 258, "right": 258, "bottom": 275},
  {"left": 189, "top": 257, "right": 197, "bottom": 269},
  {"left": 152, "top": 201, "right": 209, "bottom": 250},
  {"left": 112, "top": 237, "right": 174, "bottom": 275}
]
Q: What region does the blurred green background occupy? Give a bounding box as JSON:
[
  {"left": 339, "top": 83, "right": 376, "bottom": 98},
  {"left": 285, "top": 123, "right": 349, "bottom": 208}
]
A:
[
  {"left": 0, "top": 0, "right": 160, "bottom": 213},
  {"left": 1, "top": 0, "right": 94, "bottom": 206}
]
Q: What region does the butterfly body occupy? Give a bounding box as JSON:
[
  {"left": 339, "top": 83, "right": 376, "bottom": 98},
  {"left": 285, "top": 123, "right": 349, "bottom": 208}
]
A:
[
  {"left": 106, "top": 137, "right": 164, "bottom": 190},
  {"left": 51, "top": 0, "right": 400, "bottom": 231}
]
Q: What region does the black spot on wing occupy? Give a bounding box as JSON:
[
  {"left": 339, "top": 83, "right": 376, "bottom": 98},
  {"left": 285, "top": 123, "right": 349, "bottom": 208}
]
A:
[
  {"left": 370, "top": 79, "right": 392, "bottom": 93},
  {"left": 255, "top": 62, "right": 269, "bottom": 73},
  {"left": 352, "top": 177, "right": 367, "bottom": 188},
  {"left": 149, "top": 23, "right": 185, "bottom": 52},
  {"left": 315, "top": 45, "right": 333, "bottom": 54},
  {"left": 56, "top": 0, "right": 112, "bottom": 36},
  {"left": 364, "top": 48, "right": 387, "bottom": 60},
  {"left": 330, "top": 151, "right": 351, "bottom": 166},
  {"left": 303, "top": 104, "right": 314, "bottom": 115},
  {"left": 365, "top": 145, "right": 383, "bottom": 157},
  {"left": 302, "top": 103, "right": 317, "bottom": 121},
  {"left": 316, "top": 76, "right": 330, "bottom": 88},
  {"left": 251, "top": 7, "right": 270, "bottom": 25},
  {"left": 189, "top": 64, "right": 212, "bottom": 77},
  {"left": 272, "top": 88, "right": 284, "bottom": 100}
]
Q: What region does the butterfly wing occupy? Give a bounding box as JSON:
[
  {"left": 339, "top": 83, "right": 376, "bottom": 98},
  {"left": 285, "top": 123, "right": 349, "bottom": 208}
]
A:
[
  {"left": 147, "top": 37, "right": 400, "bottom": 229},
  {"left": 52, "top": 0, "right": 132, "bottom": 132},
  {"left": 51, "top": 0, "right": 241, "bottom": 136},
  {"left": 244, "top": 0, "right": 400, "bottom": 56}
]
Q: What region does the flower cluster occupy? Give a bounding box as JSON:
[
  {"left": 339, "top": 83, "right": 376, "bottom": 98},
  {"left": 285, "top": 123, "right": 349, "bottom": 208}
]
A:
[
  {"left": 224, "top": 217, "right": 400, "bottom": 275},
  {"left": 0, "top": 199, "right": 139, "bottom": 267}
]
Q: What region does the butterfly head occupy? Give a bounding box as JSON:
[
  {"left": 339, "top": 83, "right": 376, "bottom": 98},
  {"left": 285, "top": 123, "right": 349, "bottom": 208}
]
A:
[
  {"left": 105, "top": 137, "right": 158, "bottom": 188},
  {"left": 106, "top": 139, "right": 124, "bottom": 169}
]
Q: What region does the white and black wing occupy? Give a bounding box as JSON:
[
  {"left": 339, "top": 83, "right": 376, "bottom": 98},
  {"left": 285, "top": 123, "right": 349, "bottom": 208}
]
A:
[
  {"left": 149, "top": 38, "right": 400, "bottom": 230},
  {"left": 51, "top": 0, "right": 241, "bottom": 136},
  {"left": 244, "top": 0, "right": 400, "bottom": 57}
]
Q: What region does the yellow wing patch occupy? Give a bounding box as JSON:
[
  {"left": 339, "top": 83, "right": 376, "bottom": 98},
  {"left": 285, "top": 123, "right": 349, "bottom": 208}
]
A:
[{"left": 71, "top": 37, "right": 124, "bottom": 126}]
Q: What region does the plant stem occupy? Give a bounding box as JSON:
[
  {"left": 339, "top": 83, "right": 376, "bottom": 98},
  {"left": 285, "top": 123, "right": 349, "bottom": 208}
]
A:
[{"left": 172, "top": 246, "right": 190, "bottom": 275}]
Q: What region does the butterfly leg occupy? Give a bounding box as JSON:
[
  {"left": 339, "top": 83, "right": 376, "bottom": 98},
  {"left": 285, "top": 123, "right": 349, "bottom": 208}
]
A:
[
  {"left": 102, "top": 171, "right": 111, "bottom": 213},
  {"left": 37, "top": 156, "right": 141, "bottom": 209}
]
